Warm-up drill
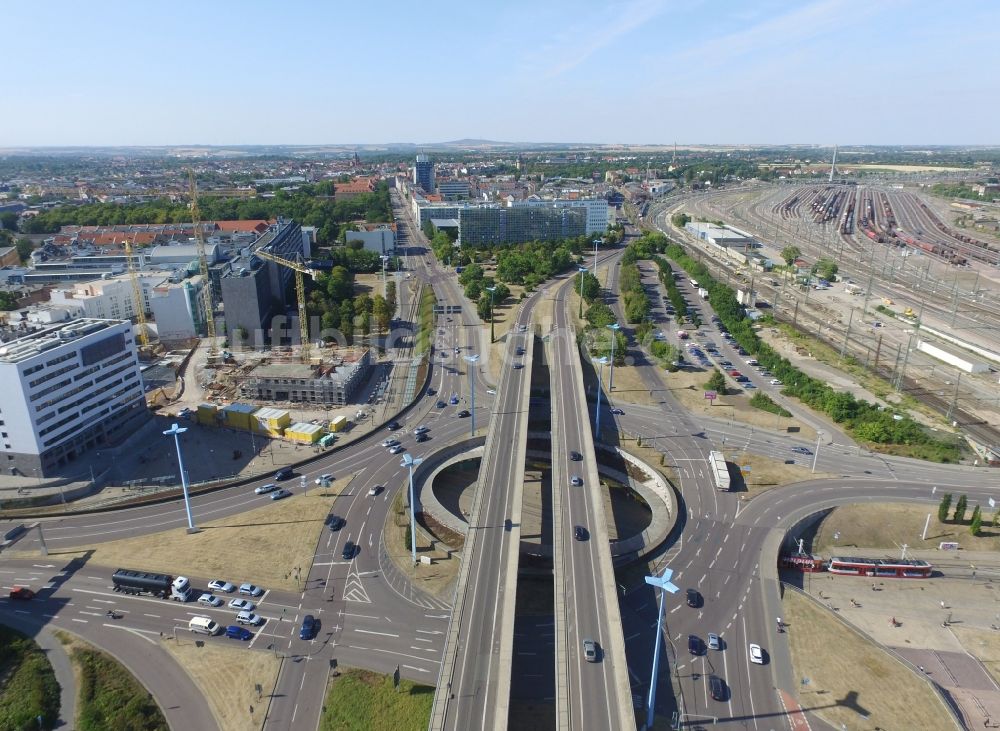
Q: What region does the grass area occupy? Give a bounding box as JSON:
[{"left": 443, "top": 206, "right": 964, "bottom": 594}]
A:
[
  {"left": 319, "top": 667, "right": 433, "bottom": 731},
  {"left": 749, "top": 391, "right": 791, "bottom": 417},
  {"left": 814, "top": 502, "right": 1000, "bottom": 553},
  {"left": 160, "top": 636, "right": 279, "bottom": 731},
  {"left": 384, "top": 490, "right": 460, "bottom": 601},
  {"left": 951, "top": 626, "right": 1000, "bottom": 687},
  {"left": 783, "top": 588, "right": 954, "bottom": 731},
  {"left": 414, "top": 285, "right": 437, "bottom": 356},
  {"left": 26, "top": 474, "right": 355, "bottom": 592},
  {"left": 72, "top": 643, "right": 167, "bottom": 731},
  {"left": 0, "top": 625, "right": 60, "bottom": 730}
]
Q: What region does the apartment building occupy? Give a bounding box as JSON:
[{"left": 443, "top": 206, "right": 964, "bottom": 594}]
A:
[{"left": 0, "top": 319, "right": 147, "bottom": 476}]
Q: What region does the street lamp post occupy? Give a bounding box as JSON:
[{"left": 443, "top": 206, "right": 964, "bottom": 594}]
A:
[
  {"left": 607, "top": 322, "right": 621, "bottom": 390},
  {"left": 401, "top": 454, "right": 424, "bottom": 564},
  {"left": 593, "top": 237, "right": 600, "bottom": 275},
  {"left": 578, "top": 266, "right": 588, "bottom": 319},
  {"left": 163, "top": 423, "right": 198, "bottom": 533},
  {"left": 644, "top": 566, "right": 680, "bottom": 729},
  {"left": 594, "top": 356, "right": 609, "bottom": 439},
  {"left": 486, "top": 286, "right": 497, "bottom": 343},
  {"left": 463, "top": 354, "right": 480, "bottom": 437}
]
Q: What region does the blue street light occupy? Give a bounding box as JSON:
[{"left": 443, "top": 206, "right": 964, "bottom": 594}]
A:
[
  {"left": 400, "top": 453, "right": 424, "bottom": 564},
  {"left": 163, "top": 423, "right": 198, "bottom": 533},
  {"left": 463, "top": 354, "right": 480, "bottom": 436},
  {"left": 644, "top": 566, "right": 680, "bottom": 729},
  {"left": 594, "top": 356, "right": 609, "bottom": 439},
  {"left": 606, "top": 322, "right": 621, "bottom": 390}
]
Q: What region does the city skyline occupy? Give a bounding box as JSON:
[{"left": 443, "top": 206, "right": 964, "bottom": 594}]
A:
[{"left": 2, "top": 0, "right": 998, "bottom": 147}]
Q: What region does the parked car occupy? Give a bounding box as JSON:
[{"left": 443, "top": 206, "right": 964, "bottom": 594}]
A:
[
  {"left": 299, "top": 614, "right": 318, "bottom": 640},
  {"left": 255, "top": 483, "right": 278, "bottom": 495},
  {"left": 583, "top": 638, "right": 599, "bottom": 663},
  {"left": 270, "top": 489, "right": 292, "bottom": 501},
  {"left": 229, "top": 598, "right": 255, "bottom": 612},
  {"left": 769, "top": 379, "right": 783, "bottom": 386},
  {"left": 225, "top": 625, "right": 253, "bottom": 641},
  {"left": 239, "top": 583, "right": 263, "bottom": 597},
  {"left": 198, "top": 593, "right": 223, "bottom": 607},
  {"left": 236, "top": 610, "right": 262, "bottom": 626}
]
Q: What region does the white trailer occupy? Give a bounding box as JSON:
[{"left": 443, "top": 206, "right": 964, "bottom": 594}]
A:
[{"left": 709, "top": 450, "right": 730, "bottom": 491}]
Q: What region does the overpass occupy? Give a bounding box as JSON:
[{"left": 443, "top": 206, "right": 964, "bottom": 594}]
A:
[
  {"left": 429, "top": 311, "right": 534, "bottom": 731},
  {"left": 549, "top": 278, "right": 635, "bottom": 730}
]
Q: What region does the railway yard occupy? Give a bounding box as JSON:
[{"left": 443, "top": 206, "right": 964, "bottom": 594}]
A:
[{"left": 660, "top": 181, "right": 1000, "bottom": 460}]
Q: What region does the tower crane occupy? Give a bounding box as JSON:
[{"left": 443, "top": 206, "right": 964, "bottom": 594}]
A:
[
  {"left": 253, "top": 248, "right": 317, "bottom": 363},
  {"left": 188, "top": 171, "right": 218, "bottom": 359},
  {"left": 121, "top": 237, "right": 152, "bottom": 349}
]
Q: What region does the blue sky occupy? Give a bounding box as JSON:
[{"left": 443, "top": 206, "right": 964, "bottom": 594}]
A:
[{"left": 2, "top": 0, "right": 997, "bottom": 146}]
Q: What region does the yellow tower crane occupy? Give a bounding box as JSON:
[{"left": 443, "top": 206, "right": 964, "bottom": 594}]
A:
[
  {"left": 188, "top": 171, "right": 218, "bottom": 359},
  {"left": 253, "top": 248, "right": 317, "bottom": 363},
  {"left": 121, "top": 237, "right": 152, "bottom": 349}
]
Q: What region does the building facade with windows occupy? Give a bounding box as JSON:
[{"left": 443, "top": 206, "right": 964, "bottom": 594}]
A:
[
  {"left": 0, "top": 319, "right": 147, "bottom": 477},
  {"left": 414, "top": 155, "right": 435, "bottom": 193},
  {"left": 458, "top": 205, "right": 587, "bottom": 246}
]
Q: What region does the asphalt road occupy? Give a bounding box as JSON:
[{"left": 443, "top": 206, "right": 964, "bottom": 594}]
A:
[{"left": 550, "top": 272, "right": 635, "bottom": 729}]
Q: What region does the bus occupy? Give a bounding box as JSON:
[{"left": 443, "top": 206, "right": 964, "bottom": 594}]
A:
[{"left": 708, "top": 451, "right": 730, "bottom": 491}]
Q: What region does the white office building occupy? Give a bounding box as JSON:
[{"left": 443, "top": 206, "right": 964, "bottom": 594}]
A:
[
  {"left": 0, "top": 319, "right": 147, "bottom": 477},
  {"left": 508, "top": 197, "right": 610, "bottom": 235}
]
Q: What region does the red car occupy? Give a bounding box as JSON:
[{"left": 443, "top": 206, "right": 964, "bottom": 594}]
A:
[
  {"left": 729, "top": 370, "right": 742, "bottom": 378},
  {"left": 9, "top": 587, "right": 35, "bottom": 600}
]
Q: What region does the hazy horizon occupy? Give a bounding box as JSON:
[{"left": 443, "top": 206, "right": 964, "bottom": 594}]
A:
[{"left": 2, "top": 0, "right": 997, "bottom": 147}]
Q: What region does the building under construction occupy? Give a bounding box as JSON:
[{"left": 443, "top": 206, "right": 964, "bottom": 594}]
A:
[{"left": 234, "top": 348, "right": 372, "bottom": 405}]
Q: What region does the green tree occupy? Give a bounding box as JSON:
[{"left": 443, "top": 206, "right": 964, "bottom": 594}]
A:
[
  {"left": 781, "top": 245, "right": 802, "bottom": 266},
  {"left": 477, "top": 293, "right": 492, "bottom": 321},
  {"left": 15, "top": 237, "right": 33, "bottom": 263},
  {"left": 0, "top": 211, "right": 18, "bottom": 230},
  {"left": 0, "top": 291, "right": 19, "bottom": 310},
  {"left": 372, "top": 294, "right": 390, "bottom": 333},
  {"left": 812, "top": 257, "right": 839, "bottom": 281},
  {"left": 339, "top": 299, "right": 354, "bottom": 344},
  {"left": 385, "top": 281, "right": 397, "bottom": 314},
  {"left": 937, "top": 493, "right": 952, "bottom": 523},
  {"left": 670, "top": 212, "right": 691, "bottom": 228},
  {"left": 953, "top": 493, "right": 968, "bottom": 523},
  {"left": 465, "top": 280, "right": 482, "bottom": 300},
  {"left": 970, "top": 505, "right": 982, "bottom": 536},
  {"left": 705, "top": 369, "right": 727, "bottom": 393}
]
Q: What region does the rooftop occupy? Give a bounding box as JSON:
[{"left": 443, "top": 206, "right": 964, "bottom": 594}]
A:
[{"left": 0, "top": 318, "right": 123, "bottom": 364}]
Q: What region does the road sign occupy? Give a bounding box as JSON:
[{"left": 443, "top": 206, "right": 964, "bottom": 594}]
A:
[{"left": 704, "top": 391, "right": 717, "bottom": 400}]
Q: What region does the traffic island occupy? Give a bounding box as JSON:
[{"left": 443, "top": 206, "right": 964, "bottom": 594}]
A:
[{"left": 319, "top": 667, "right": 433, "bottom": 731}]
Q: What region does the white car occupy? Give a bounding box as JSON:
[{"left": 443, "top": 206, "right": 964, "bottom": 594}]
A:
[
  {"left": 749, "top": 643, "right": 764, "bottom": 664},
  {"left": 197, "top": 593, "right": 223, "bottom": 607},
  {"left": 207, "top": 580, "right": 235, "bottom": 593},
  {"left": 229, "top": 598, "right": 255, "bottom": 611},
  {"left": 236, "top": 610, "right": 262, "bottom": 626},
  {"left": 314, "top": 473, "right": 333, "bottom": 485},
  {"left": 413, "top": 425, "right": 429, "bottom": 434},
  {"left": 238, "top": 583, "right": 263, "bottom": 597},
  {"left": 254, "top": 483, "right": 278, "bottom": 495},
  {"left": 389, "top": 445, "right": 405, "bottom": 455},
  {"left": 381, "top": 438, "right": 399, "bottom": 448},
  {"left": 769, "top": 379, "right": 783, "bottom": 386}
]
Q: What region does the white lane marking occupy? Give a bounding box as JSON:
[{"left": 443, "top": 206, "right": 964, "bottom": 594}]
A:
[{"left": 354, "top": 629, "right": 399, "bottom": 638}]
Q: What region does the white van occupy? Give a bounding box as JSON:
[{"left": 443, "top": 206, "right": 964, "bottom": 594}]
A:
[{"left": 188, "top": 616, "right": 221, "bottom": 635}]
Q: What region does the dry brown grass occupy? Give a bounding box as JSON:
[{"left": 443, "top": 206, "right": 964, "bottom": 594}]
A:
[
  {"left": 783, "top": 589, "right": 955, "bottom": 731},
  {"left": 814, "top": 502, "right": 1000, "bottom": 554},
  {"left": 161, "top": 636, "right": 280, "bottom": 731},
  {"left": 950, "top": 626, "right": 1000, "bottom": 687},
  {"left": 384, "top": 491, "right": 459, "bottom": 601},
  {"left": 22, "top": 475, "right": 356, "bottom": 591}
]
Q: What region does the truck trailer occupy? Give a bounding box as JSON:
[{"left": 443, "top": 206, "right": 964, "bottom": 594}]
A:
[{"left": 112, "top": 568, "right": 193, "bottom": 601}]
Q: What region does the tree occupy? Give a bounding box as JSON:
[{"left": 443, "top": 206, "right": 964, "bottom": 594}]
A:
[
  {"left": 476, "top": 293, "right": 492, "bottom": 321},
  {"left": 464, "top": 280, "right": 482, "bottom": 300},
  {"left": 339, "top": 299, "right": 354, "bottom": 344},
  {"left": 812, "top": 257, "right": 839, "bottom": 281},
  {"left": 970, "top": 505, "right": 982, "bottom": 536},
  {"left": 372, "top": 294, "right": 390, "bottom": 333},
  {"left": 705, "top": 369, "right": 727, "bottom": 393},
  {"left": 15, "top": 237, "right": 33, "bottom": 263},
  {"left": 0, "top": 291, "right": 19, "bottom": 310},
  {"left": 781, "top": 245, "right": 802, "bottom": 267},
  {"left": 937, "top": 493, "right": 952, "bottom": 523},
  {"left": 385, "top": 281, "right": 397, "bottom": 314},
  {"left": 0, "top": 212, "right": 18, "bottom": 230},
  {"left": 670, "top": 212, "right": 690, "bottom": 229},
  {"left": 953, "top": 493, "right": 968, "bottom": 524}
]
